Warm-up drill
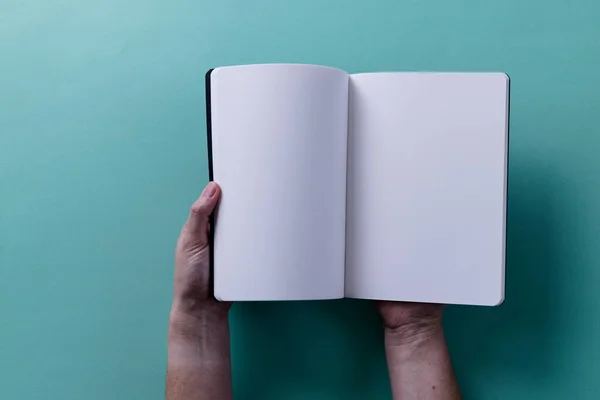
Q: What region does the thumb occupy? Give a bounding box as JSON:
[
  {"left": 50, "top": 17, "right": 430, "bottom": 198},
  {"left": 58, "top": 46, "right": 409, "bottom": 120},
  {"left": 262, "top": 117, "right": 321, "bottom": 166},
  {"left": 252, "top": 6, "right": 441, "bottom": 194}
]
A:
[{"left": 185, "top": 182, "right": 221, "bottom": 248}]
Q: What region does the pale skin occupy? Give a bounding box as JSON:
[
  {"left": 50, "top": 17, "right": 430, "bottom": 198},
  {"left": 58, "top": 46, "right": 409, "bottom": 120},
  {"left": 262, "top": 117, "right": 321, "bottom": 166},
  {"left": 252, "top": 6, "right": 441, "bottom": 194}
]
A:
[{"left": 167, "top": 182, "right": 461, "bottom": 400}]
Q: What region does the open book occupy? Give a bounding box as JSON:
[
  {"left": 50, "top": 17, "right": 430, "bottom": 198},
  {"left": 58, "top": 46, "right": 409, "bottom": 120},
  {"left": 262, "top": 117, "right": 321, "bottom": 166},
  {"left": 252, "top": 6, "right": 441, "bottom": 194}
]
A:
[{"left": 206, "top": 64, "right": 509, "bottom": 306}]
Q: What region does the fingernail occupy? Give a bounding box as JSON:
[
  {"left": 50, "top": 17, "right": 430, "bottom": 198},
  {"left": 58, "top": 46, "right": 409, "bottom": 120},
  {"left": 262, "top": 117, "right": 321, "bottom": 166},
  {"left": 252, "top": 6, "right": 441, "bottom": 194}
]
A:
[{"left": 202, "top": 182, "right": 217, "bottom": 198}]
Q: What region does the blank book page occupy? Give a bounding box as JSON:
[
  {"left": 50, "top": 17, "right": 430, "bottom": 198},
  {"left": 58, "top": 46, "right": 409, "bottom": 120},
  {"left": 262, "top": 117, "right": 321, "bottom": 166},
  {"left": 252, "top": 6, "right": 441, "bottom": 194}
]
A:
[
  {"left": 210, "top": 64, "right": 349, "bottom": 301},
  {"left": 345, "top": 72, "right": 509, "bottom": 306}
]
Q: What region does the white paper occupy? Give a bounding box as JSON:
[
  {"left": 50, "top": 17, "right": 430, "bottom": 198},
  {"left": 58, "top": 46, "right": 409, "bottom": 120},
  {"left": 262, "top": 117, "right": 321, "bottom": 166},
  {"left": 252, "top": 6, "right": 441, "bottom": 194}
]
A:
[
  {"left": 210, "top": 64, "right": 349, "bottom": 301},
  {"left": 345, "top": 72, "right": 509, "bottom": 306}
]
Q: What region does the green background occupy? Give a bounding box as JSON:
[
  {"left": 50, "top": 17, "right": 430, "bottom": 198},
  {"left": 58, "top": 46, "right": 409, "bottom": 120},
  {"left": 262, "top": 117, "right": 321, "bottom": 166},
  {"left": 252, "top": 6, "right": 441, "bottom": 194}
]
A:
[{"left": 1, "top": 0, "right": 599, "bottom": 398}]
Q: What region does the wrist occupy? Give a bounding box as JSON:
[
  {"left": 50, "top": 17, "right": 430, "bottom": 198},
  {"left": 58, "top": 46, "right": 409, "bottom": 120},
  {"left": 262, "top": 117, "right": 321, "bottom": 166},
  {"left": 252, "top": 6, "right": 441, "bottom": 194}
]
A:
[
  {"left": 171, "top": 292, "right": 230, "bottom": 317},
  {"left": 384, "top": 318, "right": 443, "bottom": 347},
  {"left": 168, "top": 307, "right": 231, "bottom": 371},
  {"left": 169, "top": 305, "right": 229, "bottom": 340}
]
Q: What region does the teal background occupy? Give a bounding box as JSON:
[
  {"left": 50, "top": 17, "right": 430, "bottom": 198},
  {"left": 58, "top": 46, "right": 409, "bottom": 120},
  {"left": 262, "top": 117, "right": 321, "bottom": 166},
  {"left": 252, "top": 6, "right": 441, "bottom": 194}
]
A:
[{"left": 1, "top": 0, "right": 599, "bottom": 398}]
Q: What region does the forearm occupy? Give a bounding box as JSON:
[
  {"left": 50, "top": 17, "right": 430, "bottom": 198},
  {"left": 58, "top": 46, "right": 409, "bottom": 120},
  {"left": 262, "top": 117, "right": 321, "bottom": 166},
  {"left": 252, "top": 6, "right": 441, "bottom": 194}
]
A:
[
  {"left": 385, "top": 323, "right": 460, "bottom": 400},
  {"left": 166, "top": 310, "right": 232, "bottom": 400}
]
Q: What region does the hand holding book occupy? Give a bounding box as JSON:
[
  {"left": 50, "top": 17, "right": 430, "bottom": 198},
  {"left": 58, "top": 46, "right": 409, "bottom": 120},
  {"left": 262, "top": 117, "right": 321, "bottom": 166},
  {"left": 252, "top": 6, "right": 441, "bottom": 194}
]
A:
[{"left": 166, "top": 182, "right": 461, "bottom": 400}]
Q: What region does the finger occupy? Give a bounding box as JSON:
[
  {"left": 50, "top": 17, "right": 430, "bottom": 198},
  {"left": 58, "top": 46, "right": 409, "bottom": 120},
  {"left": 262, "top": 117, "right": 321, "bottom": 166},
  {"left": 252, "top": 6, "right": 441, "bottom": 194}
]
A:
[{"left": 186, "top": 182, "right": 221, "bottom": 246}]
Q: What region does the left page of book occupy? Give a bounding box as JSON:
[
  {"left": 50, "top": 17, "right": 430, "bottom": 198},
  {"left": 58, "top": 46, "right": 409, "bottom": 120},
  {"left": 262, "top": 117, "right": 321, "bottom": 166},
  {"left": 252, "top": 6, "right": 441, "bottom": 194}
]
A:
[{"left": 208, "top": 64, "right": 349, "bottom": 301}]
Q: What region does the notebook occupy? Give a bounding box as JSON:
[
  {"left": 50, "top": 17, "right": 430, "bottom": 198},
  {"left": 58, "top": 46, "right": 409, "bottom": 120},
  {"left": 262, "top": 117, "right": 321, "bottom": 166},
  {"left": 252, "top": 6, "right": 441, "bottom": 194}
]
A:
[{"left": 206, "top": 63, "right": 509, "bottom": 306}]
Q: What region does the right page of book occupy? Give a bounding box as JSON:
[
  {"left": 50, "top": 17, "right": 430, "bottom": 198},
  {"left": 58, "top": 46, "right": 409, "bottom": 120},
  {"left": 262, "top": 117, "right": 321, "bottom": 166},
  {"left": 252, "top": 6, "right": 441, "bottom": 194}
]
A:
[{"left": 345, "top": 72, "right": 509, "bottom": 306}]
